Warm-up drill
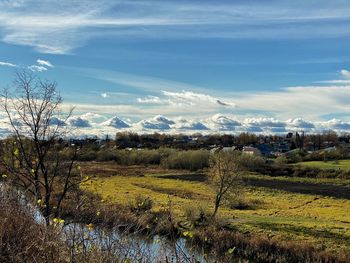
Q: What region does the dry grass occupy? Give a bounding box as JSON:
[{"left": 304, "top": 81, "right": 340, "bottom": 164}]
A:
[
  {"left": 298, "top": 160, "right": 350, "bottom": 170},
  {"left": 81, "top": 162, "right": 350, "bottom": 258},
  {"left": 0, "top": 184, "right": 178, "bottom": 263},
  {"left": 0, "top": 186, "right": 70, "bottom": 263},
  {"left": 191, "top": 226, "right": 350, "bottom": 263}
]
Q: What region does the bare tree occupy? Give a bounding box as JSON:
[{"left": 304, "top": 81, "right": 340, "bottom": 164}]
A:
[
  {"left": 209, "top": 150, "right": 242, "bottom": 218},
  {"left": 0, "top": 70, "right": 77, "bottom": 225}
]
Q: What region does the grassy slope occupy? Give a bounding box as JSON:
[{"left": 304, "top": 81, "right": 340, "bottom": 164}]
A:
[
  {"left": 297, "top": 159, "right": 350, "bottom": 170},
  {"left": 81, "top": 163, "right": 350, "bottom": 255}
]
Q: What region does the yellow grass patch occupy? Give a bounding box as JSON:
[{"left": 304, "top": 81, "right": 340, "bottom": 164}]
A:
[{"left": 81, "top": 165, "right": 350, "bottom": 254}]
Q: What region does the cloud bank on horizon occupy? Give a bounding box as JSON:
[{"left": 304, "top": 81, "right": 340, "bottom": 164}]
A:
[
  {"left": 1, "top": 0, "right": 350, "bottom": 137},
  {"left": 0, "top": 112, "right": 350, "bottom": 139}
]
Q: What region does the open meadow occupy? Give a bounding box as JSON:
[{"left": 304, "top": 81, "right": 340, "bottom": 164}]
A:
[
  {"left": 81, "top": 162, "right": 350, "bottom": 257},
  {"left": 297, "top": 160, "right": 350, "bottom": 170}
]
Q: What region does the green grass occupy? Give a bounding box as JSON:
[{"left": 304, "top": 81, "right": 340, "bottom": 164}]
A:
[
  {"left": 81, "top": 164, "right": 350, "bottom": 255},
  {"left": 297, "top": 159, "right": 350, "bottom": 170}
]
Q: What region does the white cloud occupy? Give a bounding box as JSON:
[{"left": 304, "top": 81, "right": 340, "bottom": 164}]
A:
[
  {"left": 175, "top": 119, "right": 209, "bottom": 130},
  {"left": 135, "top": 115, "right": 176, "bottom": 131},
  {"left": 162, "top": 90, "right": 235, "bottom": 107},
  {"left": 63, "top": 65, "right": 350, "bottom": 129},
  {"left": 226, "top": 85, "right": 350, "bottom": 120},
  {"left": 340, "top": 69, "right": 350, "bottom": 78},
  {"left": 0, "top": 61, "right": 17, "bottom": 67},
  {"left": 28, "top": 59, "right": 55, "bottom": 72},
  {"left": 137, "top": 120, "right": 171, "bottom": 131},
  {"left": 208, "top": 114, "right": 241, "bottom": 131},
  {"left": 241, "top": 117, "right": 288, "bottom": 134},
  {"left": 0, "top": 59, "right": 55, "bottom": 71},
  {"left": 315, "top": 79, "right": 350, "bottom": 84},
  {"left": 2, "top": 111, "right": 350, "bottom": 138},
  {"left": 0, "top": 0, "right": 26, "bottom": 8},
  {"left": 37, "top": 59, "right": 53, "bottom": 68},
  {"left": 101, "top": 92, "right": 110, "bottom": 98},
  {"left": 80, "top": 112, "right": 107, "bottom": 124},
  {"left": 102, "top": 116, "right": 130, "bottom": 129},
  {"left": 243, "top": 117, "right": 286, "bottom": 128},
  {"left": 89, "top": 69, "right": 210, "bottom": 94},
  {"left": 48, "top": 117, "right": 66, "bottom": 126},
  {"left": 286, "top": 118, "right": 315, "bottom": 129},
  {"left": 63, "top": 82, "right": 350, "bottom": 122},
  {"left": 137, "top": 96, "right": 161, "bottom": 104},
  {"left": 28, "top": 65, "right": 47, "bottom": 72},
  {"left": 322, "top": 119, "right": 350, "bottom": 131},
  {"left": 1, "top": 1, "right": 350, "bottom": 54},
  {"left": 153, "top": 115, "right": 175, "bottom": 125},
  {"left": 68, "top": 116, "right": 91, "bottom": 128}
]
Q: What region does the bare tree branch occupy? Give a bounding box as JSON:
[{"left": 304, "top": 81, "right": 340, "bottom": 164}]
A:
[{"left": 0, "top": 70, "right": 78, "bottom": 225}]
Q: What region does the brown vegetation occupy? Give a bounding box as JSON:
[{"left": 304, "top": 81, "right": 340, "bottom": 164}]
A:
[{"left": 191, "top": 226, "right": 350, "bottom": 263}]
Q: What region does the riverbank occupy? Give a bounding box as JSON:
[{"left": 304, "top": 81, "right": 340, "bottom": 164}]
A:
[
  {"left": 78, "top": 162, "right": 350, "bottom": 262},
  {"left": 2, "top": 161, "right": 350, "bottom": 262}
]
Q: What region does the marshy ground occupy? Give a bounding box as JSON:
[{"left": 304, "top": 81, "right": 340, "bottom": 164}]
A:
[{"left": 81, "top": 161, "right": 350, "bottom": 257}]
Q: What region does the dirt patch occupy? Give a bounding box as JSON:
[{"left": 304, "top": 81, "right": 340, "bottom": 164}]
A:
[
  {"left": 80, "top": 162, "right": 179, "bottom": 177},
  {"left": 155, "top": 173, "right": 208, "bottom": 182}
]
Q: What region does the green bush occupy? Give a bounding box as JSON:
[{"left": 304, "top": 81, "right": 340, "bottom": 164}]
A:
[
  {"left": 183, "top": 203, "right": 211, "bottom": 226},
  {"left": 114, "top": 149, "right": 162, "bottom": 165},
  {"left": 78, "top": 150, "right": 97, "bottom": 161},
  {"left": 238, "top": 153, "right": 265, "bottom": 171},
  {"left": 274, "top": 155, "right": 288, "bottom": 166},
  {"left": 96, "top": 149, "right": 117, "bottom": 162},
  {"left": 77, "top": 147, "right": 210, "bottom": 170},
  {"left": 130, "top": 195, "right": 153, "bottom": 213},
  {"left": 161, "top": 150, "right": 210, "bottom": 171}
]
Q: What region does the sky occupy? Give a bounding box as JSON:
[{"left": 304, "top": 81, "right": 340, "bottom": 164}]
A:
[{"left": 1, "top": 0, "right": 350, "bottom": 136}]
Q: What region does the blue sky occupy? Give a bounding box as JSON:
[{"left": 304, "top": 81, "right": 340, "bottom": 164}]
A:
[{"left": 1, "top": 0, "right": 350, "bottom": 135}]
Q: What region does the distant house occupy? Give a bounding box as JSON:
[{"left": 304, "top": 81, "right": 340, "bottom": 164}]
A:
[
  {"left": 222, "top": 146, "right": 236, "bottom": 152},
  {"left": 210, "top": 146, "right": 236, "bottom": 154},
  {"left": 256, "top": 144, "right": 273, "bottom": 156},
  {"left": 242, "top": 146, "right": 261, "bottom": 155},
  {"left": 276, "top": 142, "right": 290, "bottom": 153},
  {"left": 69, "top": 139, "right": 86, "bottom": 147}
]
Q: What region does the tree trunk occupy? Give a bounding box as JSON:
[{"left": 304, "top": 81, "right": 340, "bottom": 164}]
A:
[{"left": 212, "top": 194, "right": 221, "bottom": 218}]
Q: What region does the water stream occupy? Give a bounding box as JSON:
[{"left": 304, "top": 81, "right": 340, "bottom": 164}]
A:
[
  {"left": 1, "top": 182, "right": 244, "bottom": 262},
  {"left": 63, "top": 222, "right": 212, "bottom": 262},
  {"left": 1, "top": 182, "right": 213, "bottom": 262}
]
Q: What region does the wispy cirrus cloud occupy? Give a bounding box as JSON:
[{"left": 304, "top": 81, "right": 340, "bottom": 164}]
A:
[
  {"left": 136, "top": 96, "right": 161, "bottom": 104},
  {"left": 161, "top": 90, "right": 235, "bottom": 107},
  {"left": 2, "top": 1, "right": 350, "bottom": 54},
  {"left": 136, "top": 90, "right": 235, "bottom": 110},
  {"left": 28, "top": 65, "right": 47, "bottom": 72},
  {"left": 82, "top": 68, "right": 214, "bottom": 95},
  {"left": 82, "top": 68, "right": 235, "bottom": 108},
  {"left": 67, "top": 67, "right": 350, "bottom": 122},
  {"left": 0, "top": 58, "right": 54, "bottom": 72},
  {"left": 54, "top": 64, "right": 348, "bottom": 122},
  {"left": 315, "top": 80, "right": 350, "bottom": 84},
  {"left": 231, "top": 85, "right": 350, "bottom": 120},
  {"left": 0, "top": 61, "right": 17, "bottom": 67},
  {"left": 37, "top": 59, "right": 53, "bottom": 68}
]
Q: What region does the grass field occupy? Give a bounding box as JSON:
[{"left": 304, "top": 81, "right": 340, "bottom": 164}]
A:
[
  {"left": 81, "top": 162, "right": 350, "bottom": 255},
  {"left": 297, "top": 159, "right": 350, "bottom": 170}
]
